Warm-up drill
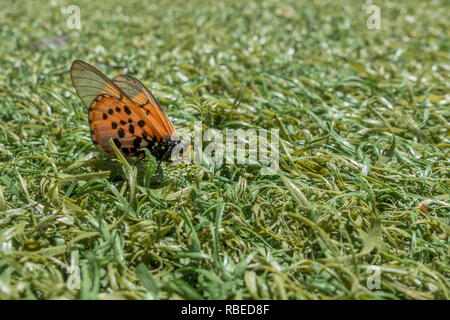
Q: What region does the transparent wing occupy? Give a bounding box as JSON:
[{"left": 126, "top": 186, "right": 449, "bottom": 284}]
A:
[{"left": 70, "top": 60, "right": 124, "bottom": 108}]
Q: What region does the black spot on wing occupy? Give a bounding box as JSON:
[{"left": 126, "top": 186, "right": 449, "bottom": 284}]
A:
[
  {"left": 138, "top": 100, "right": 150, "bottom": 108},
  {"left": 113, "top": 138, "right": 121, "bottom": 148},
  {"left": 118, "top": 128, "right": 125, "bottom": 138},
  {"left": 133, "top": 137, "right": 142, "bottom": 148}
]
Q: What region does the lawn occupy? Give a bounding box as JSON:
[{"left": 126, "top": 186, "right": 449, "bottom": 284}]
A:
[{"left": 0, "top": 0, "right": 448, "bottom": 299}]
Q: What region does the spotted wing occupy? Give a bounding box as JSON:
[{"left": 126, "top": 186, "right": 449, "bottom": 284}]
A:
[
  {"left": 112, "top": 74, "right": 177, "bottom": 137},
  {"left": 89, "top": 94, "right": 162, "bottom": 157},
  {"left": 70, "top": 60, "right": 124, "bottom": 109},
  {"left": 70, "top": 60, "right": 168, "bottom": 142}
]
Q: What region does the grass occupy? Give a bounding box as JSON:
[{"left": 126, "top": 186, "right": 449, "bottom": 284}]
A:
[{"left": 0, "top": 0, "right": 449, "bottom": 300}]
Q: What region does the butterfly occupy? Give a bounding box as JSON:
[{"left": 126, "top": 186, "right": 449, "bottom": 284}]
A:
[{"left": 70, "top": 60, "right": 187, "bottom": 162}]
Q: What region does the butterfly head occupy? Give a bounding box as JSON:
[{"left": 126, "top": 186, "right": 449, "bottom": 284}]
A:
[
  {"left": 156, "top": 135, "right": 191, "bottom": 163},
  {"left": 148, "top": 135, "right": 188, "bottom": 162}
]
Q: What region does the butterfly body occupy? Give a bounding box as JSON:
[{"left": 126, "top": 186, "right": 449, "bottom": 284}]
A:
[{"left": 70, "top": 60, "right": 184, "bottom": 162}]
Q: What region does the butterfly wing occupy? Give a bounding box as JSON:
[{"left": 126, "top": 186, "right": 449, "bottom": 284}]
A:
[
  {"left": 70, "top": 60, "right": 124, "bottom": 109},
  {"left": 70, "top": 61, "right": 171, "bottom": 156},
  {"left": 89, "top": 94, "right": 155, "bottom": 156},
  {"left": 112, "top": 74, "right": 177, "bottom": 137}
]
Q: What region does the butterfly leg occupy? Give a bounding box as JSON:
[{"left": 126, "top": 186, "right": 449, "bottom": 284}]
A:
[
  {"left": 156, "top": 161, "right": 162, "bottom": 175},
  {"left": 135, "top": 156, "right": 145, "bottom": 164}
]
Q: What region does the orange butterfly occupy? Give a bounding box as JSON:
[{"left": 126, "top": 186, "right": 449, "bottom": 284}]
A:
[{"left": 70, "top": 60, "right": 184, "bottom": 162}]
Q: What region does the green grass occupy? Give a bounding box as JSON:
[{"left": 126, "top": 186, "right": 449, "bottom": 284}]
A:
[{"left": 0, "top": 0, "right": 449, "bottom": 300}]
